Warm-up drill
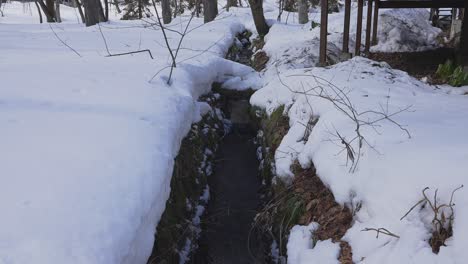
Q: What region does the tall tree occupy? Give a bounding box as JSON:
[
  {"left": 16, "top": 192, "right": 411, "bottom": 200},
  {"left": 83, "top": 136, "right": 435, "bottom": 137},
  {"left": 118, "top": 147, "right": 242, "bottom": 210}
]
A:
[
  {"left": 161, "top": 0, "right": 172, "bottom": 24},
  {"left": 55, "top": 0, "right": 61, "bottom": 22},
  {"left": 298, "top": 0, "right": 308, "bottom": 24},
  {"left": 75, "top": 0, "right": 86, "bottom": 23},
  {"left": 82, "top": 0, "right": 106, "bottom": 26},
  {"left": 104, "top": 0, "right": 109, "bottom": 20},
  {"left": 248, "top": 0, "right": 269, "bottom": 35},
  {"left": 203, "top": 0, "right": 217, "bottom": 23},
  {"left": 34, "top": 1, "right": 43, "bottom": 23},
  {"left": 37, "top": 0, "right": 56, "bottom": 22}
]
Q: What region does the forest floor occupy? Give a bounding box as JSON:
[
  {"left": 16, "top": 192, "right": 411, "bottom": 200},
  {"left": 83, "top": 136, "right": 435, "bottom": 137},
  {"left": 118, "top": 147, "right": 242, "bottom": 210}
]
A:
[{"left": 1, "top": 1, "right": 468, "bottom": 264}]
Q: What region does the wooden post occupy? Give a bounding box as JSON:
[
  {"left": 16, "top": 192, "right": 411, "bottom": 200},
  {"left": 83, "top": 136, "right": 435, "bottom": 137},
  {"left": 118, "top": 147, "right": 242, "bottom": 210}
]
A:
[
  {"left": 319, "top": 0, "right": 328, "bottom": 65},
  {"left": 343, "top": 0, "right": 351, "bottom": 53},
  {"left": 355, "top": 0, "right": 364, "bottom": 55},
  {"left": 459, "top": 0, "right": 468, "bottom": 66},
  {"left": 365, "top": 0, "right": 373, "bottom": 53},
  {"left": 371, "top": 0, "right": 379, "bottom": 45}
]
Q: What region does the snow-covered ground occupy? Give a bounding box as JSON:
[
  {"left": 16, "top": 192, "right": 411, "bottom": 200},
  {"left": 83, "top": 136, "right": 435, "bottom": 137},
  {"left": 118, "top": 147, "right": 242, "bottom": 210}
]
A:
[
  {"left": 248, "top": 5, "right": 468, "bottom": 264},
  {"left": 0, "top": 2, "right": 258, "bottom": 263},
  {"left": 1, "top": 0, "right": 465, "bottom": 263}
]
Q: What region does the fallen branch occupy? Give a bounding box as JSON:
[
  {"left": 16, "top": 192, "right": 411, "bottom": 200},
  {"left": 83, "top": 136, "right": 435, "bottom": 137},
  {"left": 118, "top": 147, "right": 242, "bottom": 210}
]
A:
[
  {"left": 97, "top": 23, "right": 154, "bottom": 59},
  {"left": 105, "top": 49, "right": 154, "bottom": 59}
]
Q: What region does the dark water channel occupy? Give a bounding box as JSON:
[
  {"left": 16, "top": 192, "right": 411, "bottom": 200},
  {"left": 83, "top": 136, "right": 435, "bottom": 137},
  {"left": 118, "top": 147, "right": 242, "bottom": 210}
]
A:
[{"left": 191, "top": 99, "right": 265, "bottom": 264}]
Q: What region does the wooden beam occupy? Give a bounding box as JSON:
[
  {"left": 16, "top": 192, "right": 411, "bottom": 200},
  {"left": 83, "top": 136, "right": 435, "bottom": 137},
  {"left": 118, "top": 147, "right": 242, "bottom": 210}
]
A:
[
  {"left": 378, "top": 0, "right": 464, "bottom": 9},
  {"left": 372, "top": 0, "right": 379, "bottom": 45},
  {"left": 365, "top": 0, "right": 373, "bottom": 53},
  {"left": 343, "top": 0, "right": 351, "bottom": 53},
  {"left": 319, "top": 0, "right": 328, "bottom": 65},
  {"left": 355, "top": 0, "right": 364, "bottom": 55}
]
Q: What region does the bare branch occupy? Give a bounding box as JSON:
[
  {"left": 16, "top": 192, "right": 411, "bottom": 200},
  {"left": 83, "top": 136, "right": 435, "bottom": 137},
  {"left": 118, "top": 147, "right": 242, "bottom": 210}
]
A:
[{"left": 49, "top": 25, "right": 82, "bottom": 57}]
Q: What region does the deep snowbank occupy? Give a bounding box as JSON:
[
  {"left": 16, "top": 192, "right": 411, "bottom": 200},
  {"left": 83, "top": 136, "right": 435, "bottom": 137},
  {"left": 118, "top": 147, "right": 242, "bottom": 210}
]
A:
[
  {"left": 248, "top": 3, "right": 467, "bottom": 262},
  {"left": 0, "top": 2, "right": 259, "bottom": 263},
  {"left": 251, "top": 56, "right": 468, "bottom": 263}
]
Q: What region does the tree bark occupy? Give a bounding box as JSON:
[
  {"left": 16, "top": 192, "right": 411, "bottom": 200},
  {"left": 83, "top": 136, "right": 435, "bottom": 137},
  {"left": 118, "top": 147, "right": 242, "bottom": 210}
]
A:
[
  {"left": 138, "top": 0, "right": 142, "bottom": 18},
  {"left": 113, "top": 0, "right": 121, "bottom": 13},
  {"left": 82, "top": 0, "right": 105, "bottom": 26},
  {"left": 298, "top": 0, "right": 308, "bottom": 24},
  {"left": 35, "top": 1, "right": 43, "bottom": 23},
  {"left": 75, "top": 0, "right": 86, "bottom": 23},
  {"left": 104, "top": 0, "right": 109, "bottom": 20},
  {"left": 203, "top": 0, "right": 217, "bottom": 23},
  {"left": 37, "top": 0, "right": 56, "bottom": 22},
  {"left": 248, "top": 0, "right": 269, "bottom": 35},
  {"left": 55, "top": 0, "right": 61, "bottom": 22},
  {"left": 161, "top": 0, "right": 172, "bottom": 24},
  {"left": 98, "top": 0, "right": 106, "bottom": 21}
]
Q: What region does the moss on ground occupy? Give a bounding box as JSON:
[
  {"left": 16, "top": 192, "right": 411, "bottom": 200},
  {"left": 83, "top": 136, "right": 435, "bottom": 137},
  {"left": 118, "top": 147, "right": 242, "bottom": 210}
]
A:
[{"left": 147, "top": 93, "right": 225, "bottom": 264}]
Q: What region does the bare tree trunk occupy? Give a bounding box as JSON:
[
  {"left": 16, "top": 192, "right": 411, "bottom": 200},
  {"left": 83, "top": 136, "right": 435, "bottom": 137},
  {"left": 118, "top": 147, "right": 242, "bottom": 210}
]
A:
[
  {"left": 298, "top": 0, "right": 308, "bottom": 24},
  {"left": 98, "top": 0, "right": 106, "bottom": 20},
  {"left": 195, "top": 0, "right": 200, "bottom": 17},
  {"left": 161, "top": 0, "right": 172, "bottom": 24},
  {"left": 138, "top": 0, "right": 142, "bottom": 18},
  {"left": 55, "top": 0, "right": 61, "bottom": 22},
  {"left": 35, "top": 0, "right": 44, "bottom": 23},
  {"left": 83, "top": 0, "right": 105, "bottom": 26},
  {"left": 37, "top": 0, "right": 56, "bottom": 21},
  {"left": 75, "top": 0, "right": 86, "bottom": 23},
  {"left": 458, "top": 1, "right": 468, "bottom": 66},
  {"left": 104, "top": 0, "right": 109, "bottom": 20},
  {"left": 113, "top": 0, "right": 121, "bottom": 13},
  {"left": 203, "top": 0, "right": 217, "bottom": 23},
  {"left": 248, "top": 0, "right": 269, "bottom": 35},
  {"left": 45, "top": 0, "right": 56, "bottom": 21}
]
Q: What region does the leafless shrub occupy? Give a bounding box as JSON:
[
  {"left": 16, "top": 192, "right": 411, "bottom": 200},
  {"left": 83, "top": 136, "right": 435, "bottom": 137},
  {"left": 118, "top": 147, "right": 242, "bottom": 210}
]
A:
[
  {"left": 276, "top": 70, "right": 412, "bottom": 173},
  {"left": 401, "top": 185, "right": 463, "bottom": 253}
]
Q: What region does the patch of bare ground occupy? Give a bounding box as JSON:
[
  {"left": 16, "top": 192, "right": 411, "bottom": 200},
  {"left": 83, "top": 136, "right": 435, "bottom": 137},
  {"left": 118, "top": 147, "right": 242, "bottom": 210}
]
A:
[
  {"left": 254, "top": 105, "right": 354, "bottom": 263},
  {"left": 369, "top": 48, "right": 455, "bottom": 82},
  {"left": 251, "top": 37, "right": 269, "bottom": 72},
  {"left": 292, "top": 164, "right": 354, "bottom": 264}
]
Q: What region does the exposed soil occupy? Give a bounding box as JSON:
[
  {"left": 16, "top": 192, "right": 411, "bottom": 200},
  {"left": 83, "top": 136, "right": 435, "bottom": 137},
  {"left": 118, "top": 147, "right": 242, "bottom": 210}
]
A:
[
  {"left": 292, "top": 165, "right": 353, "bottom": 263},
  {"left": 369, "top": 48, "right": 456, "bottom": 82}
]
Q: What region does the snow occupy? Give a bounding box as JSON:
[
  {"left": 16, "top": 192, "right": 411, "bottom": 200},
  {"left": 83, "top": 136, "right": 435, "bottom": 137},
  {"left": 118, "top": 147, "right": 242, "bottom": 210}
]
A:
[
  {"left": 251, "top": 39, "right": 468, "bottom": 264},
  {"left": 1, "top": 0, "right": 466, "bottom": 263},
  {"left": 371, "top": 9, "right": 443, "bottom": 52},
  {"left": 247, "top": 3, "right": 468, "bottom": 263},
  {"left": 287, "top": 223, "right": 340, "bottom": 264},
  {"left": 0, "top": 2, "right": 255, "bottom": 264}
]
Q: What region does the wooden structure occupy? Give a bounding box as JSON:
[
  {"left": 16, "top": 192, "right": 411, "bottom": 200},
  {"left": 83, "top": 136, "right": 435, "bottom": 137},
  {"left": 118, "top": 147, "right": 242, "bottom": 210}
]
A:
[{"left": 319, "top": 0, "right": 468, "bottom": 66}]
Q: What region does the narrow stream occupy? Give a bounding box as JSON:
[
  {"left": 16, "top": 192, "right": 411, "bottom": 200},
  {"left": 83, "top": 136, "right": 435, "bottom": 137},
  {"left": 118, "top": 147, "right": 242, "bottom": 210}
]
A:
[{"left": 192, "top": 97, "right": 265, "bottom": 264}]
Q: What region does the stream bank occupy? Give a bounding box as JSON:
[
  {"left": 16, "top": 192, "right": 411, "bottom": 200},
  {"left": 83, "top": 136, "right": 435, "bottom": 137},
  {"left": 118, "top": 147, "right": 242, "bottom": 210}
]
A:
[{"left": 148, "top": 30, "right": 354, "bottom": 264}]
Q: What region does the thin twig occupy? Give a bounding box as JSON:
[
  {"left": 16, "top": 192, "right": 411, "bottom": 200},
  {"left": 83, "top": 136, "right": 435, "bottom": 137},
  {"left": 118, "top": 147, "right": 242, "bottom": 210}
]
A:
[{"left": 49, "top": 24, "right": 82, "bottom": 57}]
